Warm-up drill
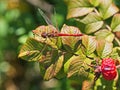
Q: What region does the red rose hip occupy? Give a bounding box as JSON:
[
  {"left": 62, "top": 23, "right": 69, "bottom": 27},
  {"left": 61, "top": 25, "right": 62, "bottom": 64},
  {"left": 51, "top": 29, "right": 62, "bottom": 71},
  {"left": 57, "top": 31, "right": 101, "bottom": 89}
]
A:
[{"left": 101, "top": 58, "right": 117, "bottom": 80}]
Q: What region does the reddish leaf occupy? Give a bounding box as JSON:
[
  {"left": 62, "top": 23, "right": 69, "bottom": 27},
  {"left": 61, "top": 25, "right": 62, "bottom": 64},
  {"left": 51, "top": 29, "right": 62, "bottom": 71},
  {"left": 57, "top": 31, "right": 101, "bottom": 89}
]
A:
[
  {"left": 32, "top": 25, "right": 59, "bottom": 49},
  {"left": 66, "top": 0, "right": 94, "bottom": 19},
  {"left": 61, "top": 24, "right": 82, "bottom": 49}
]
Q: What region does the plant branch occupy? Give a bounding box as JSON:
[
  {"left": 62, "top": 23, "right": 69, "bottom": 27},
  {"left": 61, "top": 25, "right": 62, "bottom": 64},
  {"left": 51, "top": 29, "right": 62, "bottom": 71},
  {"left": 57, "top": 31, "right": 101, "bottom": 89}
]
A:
[
  {"left": 115, "top": 37, "right": 120, "bottom": 46},
  {"left": 94, "top": 8, "right": 100, "bottom": 16},
  {"left": 106, "top": 25, "right": 120, "bottom": 46},
  {"left": 106, "top": 25, "right": 112, "bottom": 31}
]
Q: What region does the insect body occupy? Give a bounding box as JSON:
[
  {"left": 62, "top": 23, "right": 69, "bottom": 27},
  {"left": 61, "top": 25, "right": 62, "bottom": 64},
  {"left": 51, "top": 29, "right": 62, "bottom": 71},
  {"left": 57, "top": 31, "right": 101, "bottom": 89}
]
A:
[{"left": 33, "top": 9, "right": 83, "bottom": 39}]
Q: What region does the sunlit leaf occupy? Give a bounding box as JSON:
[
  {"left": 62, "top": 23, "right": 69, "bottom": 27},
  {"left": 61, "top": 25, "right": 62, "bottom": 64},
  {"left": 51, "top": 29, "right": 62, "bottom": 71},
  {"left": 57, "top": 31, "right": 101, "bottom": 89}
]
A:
[
  {"left": 66, "top": 0, "right": 94, "bottom": 19},
  {"left": 44, "top": 64, "right": 55, "bottom": 80},
  {"left": 78, "top": 12, "right": 103, "bottom": 34},
  {"left": 64, "top": 55, "right": 73, "bottom": 73},
  {"left": 75, "top": 48, "right": 87, "bottom": 58},
  {"left": 85, "top": 21, "right": 103, "bottom": 34},
  {"left": 96, "top": 40, "right": 113, "bottom": 58},
  {"left": 44, "top": 55, "right": 64, "bottom": 80},
  {"left": 111, "top": 14, "right": 120, "bottom": 32},
  {"left": 98, "top": 0, "right": 112, "bottom": 16},
  {"left": 110, "top": 47, "right": 120, "bottom": 60},
  {"left": 80, "top": 12, "right": 102, "bottom": 24},
  {"left": 103, "top": 4, "right": 119, "bottom": 19},
  {"left": 67, "top": 8, "right": 94, "bottom": 19},
  {"left": 54, "top": 55, "right": 64, "bottom": 76},
  {"left": 18, "top": 38, "right": 53, "bottom": 61},
  {"left": 61, "top": 24, "right": 82, "bottom": 50},
  {"left": 95, "top": 29, "right": 115, "bottom": 42},
  {"left": 82, "top": 35, "right": 97, "bottom": 56},
  {"left": 89, "top": 0, "right": 100, "bottom": 6},
  {"left": 98, "top": 0, "right": 119, "bottom": 19},
  {"left": 32, "top": 25, "right": 59, "bottom": 49},
  {"left": 64, "top": 55, "right": 91, "bottom": 78}
]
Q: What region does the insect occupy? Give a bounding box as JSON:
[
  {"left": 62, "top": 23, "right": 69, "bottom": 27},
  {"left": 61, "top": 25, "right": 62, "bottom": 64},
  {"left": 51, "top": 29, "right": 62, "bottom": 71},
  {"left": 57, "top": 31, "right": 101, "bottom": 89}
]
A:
[{"left": 32, "top": 8, "right": 83, "bottom": 39}]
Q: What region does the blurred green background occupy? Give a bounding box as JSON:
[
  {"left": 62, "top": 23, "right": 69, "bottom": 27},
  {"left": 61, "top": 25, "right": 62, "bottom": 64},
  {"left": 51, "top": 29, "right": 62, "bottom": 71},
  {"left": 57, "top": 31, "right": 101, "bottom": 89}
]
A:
[{"left": 0, "top": 0, "right": 77, "bottom": 90}]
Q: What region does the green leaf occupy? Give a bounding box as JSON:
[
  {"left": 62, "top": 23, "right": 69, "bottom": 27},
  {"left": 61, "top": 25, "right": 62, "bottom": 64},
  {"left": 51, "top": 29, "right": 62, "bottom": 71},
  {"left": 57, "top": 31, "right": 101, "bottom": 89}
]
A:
[
  {"left": 82, "top": 35, "right": 97, "bottom": 56},
  {"left": 64, "top": 56, "right": 91, "bottom": 78},
  {"left": 98, "top": 0, "right": 119, "bottom": 19},
  {"left": 111, "top": 14, "right": 120, "bottom": 32},
  {"left": 32, "top": 25, "right": 59, "bottom": 49},
  {"left": 103, "top": 4, "right": 119, "bottom": 19},
  {"left": 56, "top": 37, "right": 62, "bottom": 49},
  {"left": 79, "top": 12, "right": 103, "bottom": 34},
  {"left": 96, "top": 40, "right": 113, "bottom": 58},
  {"left": 61, "top": 24, "right": 82, "bottom": 50},
  {"left": 54, "top": 55, "right": 64, "bottom": 76},
  {"left": 80, "top": 12, "right": 102, "bottom": 24},
  {"left": 64, "top": 56, "right": 72, "bottom": 73},
  {"left": 44, "top": 64, "right": 55, "bottom": 80},
  {"left": 110, "top": 47, "right": 120, "bottom": 60},
  {"left": 18, "top": 38, "right": 52, "bottom": 61},
  {"left": 39, "top": 63, "right": 47, "bottom": 77},
  {"left": 85, "top": 21, "right": 103, "bottom": 34},
  {"left": 95, "top": 29, "right": 115, "bottom": 42},
  {"left": 66, "top": 0, "right": 94, "bottom": 19},
  {"left": 98, "top": 0, "right": 112, "bottom": 15},
  {"left": 89, "top": 0, "right": 100, "bottom": 6},
  {"left": 44, "top": 55, "right": 64, "bottom": 80}
]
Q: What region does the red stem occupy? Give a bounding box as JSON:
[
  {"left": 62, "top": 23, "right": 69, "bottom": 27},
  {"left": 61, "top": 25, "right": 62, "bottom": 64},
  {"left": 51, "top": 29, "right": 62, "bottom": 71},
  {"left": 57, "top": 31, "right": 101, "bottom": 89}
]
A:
[{"left": 57, "top": 33, "right": 83, "bottom": 36}]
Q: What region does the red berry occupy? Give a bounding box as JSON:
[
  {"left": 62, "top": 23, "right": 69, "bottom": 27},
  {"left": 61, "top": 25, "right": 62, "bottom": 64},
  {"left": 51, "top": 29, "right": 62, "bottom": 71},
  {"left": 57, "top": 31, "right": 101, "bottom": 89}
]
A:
[{"left": 101, "top": 58, "right": 117, "bottom": 80}]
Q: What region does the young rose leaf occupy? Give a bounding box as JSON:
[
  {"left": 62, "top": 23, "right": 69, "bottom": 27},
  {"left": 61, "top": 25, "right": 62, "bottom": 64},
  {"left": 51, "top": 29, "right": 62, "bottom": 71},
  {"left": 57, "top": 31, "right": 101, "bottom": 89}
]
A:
[
  {"left": 44, "top": 55, "right": 64, "bottom": 80},
  {"left": 111, "top": 14, "right": 120, "bottom": 32},
  {"left": 44, "top": 64, "right": 55, "bottom": 80},
  {"left": 85, "top": 21, "right": 103, "bottom": 34},
  {"left": 80, "top": 12, "right": 102, "bottom": 24},
  {"left": 32, "top": 25, "right": 59, "bottom": 49},
  {"left": 18, "top": 38, "right": 53, "bottom": 61},
  {"left": 66, "top": 0, "right": 94, "bottom": 19},
  {"left": 95, "top": 29, "right": 115, "bottom": 42},
  {"left": 64, "top": 56, "right": 91, "bottom": 78},
  {"left": 78, "top": 12, "right": 103, "bottom": 34},
  {"left": 98, "top": 0, "right": 112, "bottom": 15},
  {"left": 102, "top": 4, "right": 119, "bottom": 19},
  {"left": 96, "top": 40, "right": 113, "bottom": 58},
  {"left": 110, "top": 47, "right": 120, "bottom": 60},
  {"left": 61, "top": 24, "right": 82, "bottom": 50},
  {"left": 75, "top": 48, "right": 87, "bottom": 58},
  {"left": 98, "top": 0, "right": 119, "bottom": 19},
  {"left": 64, "top": 59, "right": 71, "bottom": 74},
  {"left": 82, "top": 35, "right": 97, "bottom": 56},
  {"left": 54, "top": 55, "right": 64, "bottom": 76},
  {"left": 64, "top": 49, "right": 85, "bottom": 73},
  {"left": 89, "top": 0, "right": 100, "bottom": 6},
  {"left": 67, "top": 8, "right": 94, "bottom": 19}
]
